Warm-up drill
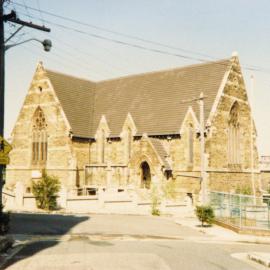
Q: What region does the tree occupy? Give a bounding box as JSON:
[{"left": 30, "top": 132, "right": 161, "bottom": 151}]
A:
[
  {"left": 195, "top": 205, "right": 215, "bottom": 227},
  {"left": 32, "top": 171, "right": 60, "bottom": 210}
]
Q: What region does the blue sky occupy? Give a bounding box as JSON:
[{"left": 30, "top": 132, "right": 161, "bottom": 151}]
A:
[{"left": 4, "top": 0, "right": 270, "bottom": 155}]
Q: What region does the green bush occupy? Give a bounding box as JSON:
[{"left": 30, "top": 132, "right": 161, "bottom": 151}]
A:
[
  {"left": 195, "top": 205, "right": 215, "bottom": 227},
  {"left": 0, "top": 204, "right": 10, "bottom": 234},
  {"left": 32, "top": 171, "right": 61, "bottom": 211},
  {"left": 235, "top": 185, "right": 252, "bottom": 195}
]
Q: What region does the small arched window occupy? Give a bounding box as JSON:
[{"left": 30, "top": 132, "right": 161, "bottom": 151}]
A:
[
  {"left": 188, "top": 124, "right": 194, "bottom": 165},
  {"left": 127, "top": 127, "right": 132, "bottom": 160},
  {"left": 228, "top": 102, "right": 240, "bottom": 164},
  {"left": 32, "top": 107, "right": 47, "bottom": 166},
  {"left": 100, "top": 129, "right": 106, "bottom": 163}
]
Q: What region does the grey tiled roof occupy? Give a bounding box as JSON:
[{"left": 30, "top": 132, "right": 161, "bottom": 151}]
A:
[
  {"left": 47, "top": 71, "right": 96, "bottom": 138},
  {"left": 46, "top": 59, "right": 231, "bottom": 138},
  {"left": 149, "top": 137, "right": 171, "bottom": 170}
]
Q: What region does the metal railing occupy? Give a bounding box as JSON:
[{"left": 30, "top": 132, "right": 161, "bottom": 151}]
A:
[
  {"left": 69, "top": 186, "right": 99, "bottom": 196},
  {"left": 209, "top": 191, "right": 270, "bottom": 230}
]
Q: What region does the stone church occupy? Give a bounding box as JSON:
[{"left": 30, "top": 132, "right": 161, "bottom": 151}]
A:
[{"left": 5, "top": 54, "right": 261, "bottom": 203}]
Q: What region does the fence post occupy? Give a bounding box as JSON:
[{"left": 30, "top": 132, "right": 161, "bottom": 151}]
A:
[
  {"left": 268, "top": 200, "right": 270, "bottom": 229},
  {"left": 229, "top": 192, "right": 231, "bottom": 220},
  {"left": 58, "top": 186, "right": 67, "bottom": 209},
  {"left": 15, "top": 182, "right": 24, "bottom": 208},
  {"left": 239, "top": 194, "right": 242, "bottom": 229}
]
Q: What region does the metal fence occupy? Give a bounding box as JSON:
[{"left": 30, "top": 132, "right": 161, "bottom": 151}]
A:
[{"left": 209, "top": 191, "right": 270, "bottom": 230}]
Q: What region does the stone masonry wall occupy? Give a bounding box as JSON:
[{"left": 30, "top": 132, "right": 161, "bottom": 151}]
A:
[
  {"left": 6, "top": 63, "right": 75, "bottom": 191},
  {"left": 207, "top": 56, "right": 260, "bottom": 193}
]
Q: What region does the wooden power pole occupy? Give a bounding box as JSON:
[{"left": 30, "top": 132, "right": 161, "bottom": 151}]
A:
[{"left": 0, "top": 0, "right": 50, "bottom": 205}]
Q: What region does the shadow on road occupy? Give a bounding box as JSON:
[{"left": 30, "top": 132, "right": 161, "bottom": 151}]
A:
[
  {"left": 1, "top": 212, "right": 89, "bottom": 269},
  {"left": 10, "top": 212, "right": 89, "bottom": 235}
]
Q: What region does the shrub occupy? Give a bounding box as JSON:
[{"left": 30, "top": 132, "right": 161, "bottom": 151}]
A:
[
  {"left": 235, "top": 185, "right": 252, "bottom": 195},
  {"left": 32, "top": 171, "right": 61, "bottom": 211},
  {"left": 0, "top": 204, "right": 10, "bottom": 234},
  {"left": 195, "top": 205, "right": 215, "bottom": 227}
]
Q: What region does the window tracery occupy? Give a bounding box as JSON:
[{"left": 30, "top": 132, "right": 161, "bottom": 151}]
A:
[
  {"left": 32, "top": 107, "right": 47, "bottom": 166},
  {"left": 228, "top": 102, "right": 240, "bottom": 164}
]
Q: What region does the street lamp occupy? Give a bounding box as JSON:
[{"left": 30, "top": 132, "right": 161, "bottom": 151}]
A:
[
  {"left": 0, "top": 5, "right": 52, "bottom": 206},
  {"left": 0, "top": 37, "right": 52, "bottom": 205},
  {"left": 5, "top": 38, "right": 52, "bottom": 51}
]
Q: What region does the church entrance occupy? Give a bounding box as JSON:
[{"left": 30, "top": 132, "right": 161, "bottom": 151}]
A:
[{"left": 140, "top": 161, "right": 151, "bottom": 189}]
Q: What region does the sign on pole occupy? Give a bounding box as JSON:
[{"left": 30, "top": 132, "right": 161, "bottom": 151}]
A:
[{"left": 0, "top": 136, "right": 12, "bottom": 165}]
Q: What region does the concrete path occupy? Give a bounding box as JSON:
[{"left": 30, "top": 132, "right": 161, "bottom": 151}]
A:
[{"left": 175, "top": 216, "right": 270, "bottom": 268}]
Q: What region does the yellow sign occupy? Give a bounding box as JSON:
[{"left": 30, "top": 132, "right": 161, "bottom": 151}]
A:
[{"left": 0, "top": 136, "right": 12, "bottom": 165}]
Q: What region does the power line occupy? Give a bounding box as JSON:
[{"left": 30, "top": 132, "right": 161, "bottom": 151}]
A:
[
  {"left": 21, "top": 0, "right": 31, "bottom": 21},
  {"left": 3, "top": 10, "right": 232, "bottom": 64},
  {"left": 8, "top": 1, "right": 270, "bottom": 74},
  {"left": 35, "top": 0, "right": 45, "bottom": 26},
  {"left": 5, "top": 6, "right": 145, "bottom": 76},
  {"left": 11, "top": 0, "right": 214, "bottom": 59}
]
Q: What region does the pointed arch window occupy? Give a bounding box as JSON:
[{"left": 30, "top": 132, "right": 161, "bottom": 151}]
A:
[
  {"left": 127, "top": 127, "right": 132, "bottom": 160},
  {"left": 228, "top": 102, "right": 240, "bottom": 164},
  {"left": 32, "top": 107, "right": 48, "bottom": 166},
  {"left": 188, "top": 124, "right": 194, "bottom": 165},
  {"left": 100, "top": 129, "right": 106, "bottom": 163}
]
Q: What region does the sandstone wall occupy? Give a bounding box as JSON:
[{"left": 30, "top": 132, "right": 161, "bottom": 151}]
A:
[
  {"left": 206, "top": 56, "right": 260, "bottom": 193},
  {"left": 6, "top": 64, "right": 75, "bottom": 191}
]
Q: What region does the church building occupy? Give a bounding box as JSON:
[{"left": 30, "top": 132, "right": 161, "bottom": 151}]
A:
[{"left": 5, "top": 54, "right": 261, "bottom": 204}]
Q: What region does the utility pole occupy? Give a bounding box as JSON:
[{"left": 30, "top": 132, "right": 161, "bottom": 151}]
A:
[
  {"left": 182, "top": 92, "right": 207, "bottom": 205},
  {"left": 199, "top": 92, "right": 207, "bottom": 205},
  {"left": 250, "top": 75, "right": 256, "bottom": 204},
  {"left": 0, "top": 0, "right": 4, "bottom": 207},
  {"left": 0, "top": 0, "right": 51, "bottom": 206}
]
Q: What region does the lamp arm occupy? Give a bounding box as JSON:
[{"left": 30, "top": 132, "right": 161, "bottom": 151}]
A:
[{"left": 5, "top": 38, "right": 42, "bottom": 51}]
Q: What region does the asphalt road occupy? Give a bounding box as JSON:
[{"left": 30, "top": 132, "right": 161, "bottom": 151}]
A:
[
  {"left": 9, "top": 212, "right": 204, "bottom": 238},
  {"left": 1, "top": 213, "right": 269, "bottom": 270},
  {"left": 2, "top": 239, "right": 270, "bottom": 270}
]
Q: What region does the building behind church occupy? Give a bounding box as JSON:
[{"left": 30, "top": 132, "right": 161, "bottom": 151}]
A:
[{"left": 5, "top": 54, "right": 262, "bottom": 211}]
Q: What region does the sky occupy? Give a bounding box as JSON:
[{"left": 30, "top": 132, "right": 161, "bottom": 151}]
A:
[{"left": 3, "top": 0, "right": 270, "bottom": 156}]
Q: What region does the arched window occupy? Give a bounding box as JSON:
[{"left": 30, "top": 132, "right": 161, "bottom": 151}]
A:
[
  {"left": 32, "top": 107, "right": 47, "bottom": 166},
  {"left": 228, "top": 102, "right": 240, "bottom": 164},
  {"left": 100, "top": 129, "right": 105, "bottom": 163},
  {"left": 127, "top": 127, "right": 132, "bottom": 160},
  {"left": 188, "top": 124, "right": 194, "bottom": 165}
]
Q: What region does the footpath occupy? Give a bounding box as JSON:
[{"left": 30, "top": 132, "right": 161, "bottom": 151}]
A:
[{"left": 175, "top": 216, "right": 270, "bottom": 268}]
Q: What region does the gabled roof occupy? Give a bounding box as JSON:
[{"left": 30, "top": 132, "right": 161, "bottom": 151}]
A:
[
  {"left": 46, "top": 59, "right": 232, "bottom": 138},
  {"left": 46, "top": 70, "right": 96, "bottom": 138},
  {"left": 149, "top": 137, "right": 171, "bottom": 170}
]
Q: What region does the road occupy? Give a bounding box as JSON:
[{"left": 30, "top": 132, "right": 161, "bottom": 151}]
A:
[{"left": 1, "top": 213, "right": 269, "bottom": 270}]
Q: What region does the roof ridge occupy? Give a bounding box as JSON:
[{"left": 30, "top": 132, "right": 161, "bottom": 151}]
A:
[
  {"left": 45, "top": 69, "right": 98, "bottom": 85},
  {"left": 45, "top": 58, "right": 231, "bottom": 86},
  {"left": 97, "top": 58, "right": 231, "bottom": 84}
]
